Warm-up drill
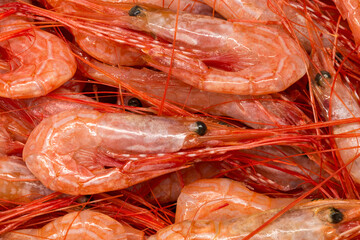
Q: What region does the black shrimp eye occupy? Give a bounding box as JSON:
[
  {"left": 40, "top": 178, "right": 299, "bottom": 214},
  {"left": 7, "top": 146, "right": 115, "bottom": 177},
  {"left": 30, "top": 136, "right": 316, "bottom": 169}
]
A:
[
  {"left": 127, "top": 98, "right": 142, "bottom": 107},
  {"left": 195, "top": 121, "right": 207, "bottom": 136},
  {"left": 315, "top": 70, "right": 331, "bottom": 86},
  {"left": 336, "top": 52, "right": 344, "bottom": 61},
  {"left": 329, "top": 208, "right": 344, "bottom": 224},
  {"left": 129, "top": 5, "right": 144, "bottom": 16}
]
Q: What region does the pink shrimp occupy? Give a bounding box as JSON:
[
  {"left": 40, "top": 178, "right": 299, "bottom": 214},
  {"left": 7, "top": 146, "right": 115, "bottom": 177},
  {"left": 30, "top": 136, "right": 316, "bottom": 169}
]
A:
[
  {"left": 149, "top": 200, "right": 360, "bottom": 240},
  {"left": 23, "top": 109, "right": 265, "bottom": 195},
  {"left": 79, "top": 53, "right": 312, "bottom": 129},
  {"left": 0, "top": 9, "right": 77, "bottom": 98},
  {"left": 0, "top": 155, "right": 53, "bottom": 203},
  {"left": 175, "top": 178, "right": 304, "bottom": 222},
  {"left": 1, "top": 210, "right": 144, "bottom": 239},
  {"left": 124, "top": 6, "right": 308, "bottom": 95},
  {"left": 310, "top": 47, "right": 360, "bottom": 184}
]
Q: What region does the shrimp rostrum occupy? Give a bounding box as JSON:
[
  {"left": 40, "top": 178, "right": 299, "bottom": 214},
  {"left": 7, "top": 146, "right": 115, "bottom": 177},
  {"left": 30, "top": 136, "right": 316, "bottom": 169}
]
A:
[
  {"left": 23, "top": 109, "right": 258, "bottom": 195},
  {"left": 149, "top": 199, "right": 360, "bottom": 240}
]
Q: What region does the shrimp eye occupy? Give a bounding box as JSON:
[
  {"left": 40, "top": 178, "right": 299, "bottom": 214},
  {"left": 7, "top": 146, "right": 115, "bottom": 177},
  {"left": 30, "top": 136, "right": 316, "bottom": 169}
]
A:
[
  {"left": 129, "top": 6, "right": 144, "bottom": 16},
  {"left": 195, "top": 121, "right": 207, "bottom": 136},
  {"left": 329, "top": 208, "right": 343, "bottom": 224},
  {"left": 336, "top": 52, "right": 343, "bottom": 61},
  {"left": 315, "top": 70, "right": 331, "bottom": 86},
  {"left": 127, "top": 98, "right": 142, "bottom": 107}
]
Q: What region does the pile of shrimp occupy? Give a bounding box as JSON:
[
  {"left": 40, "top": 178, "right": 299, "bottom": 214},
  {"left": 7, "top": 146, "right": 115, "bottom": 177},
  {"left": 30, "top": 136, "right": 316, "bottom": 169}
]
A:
[{"left": 1, "top": 0, "right": 360, "bottom": 239}]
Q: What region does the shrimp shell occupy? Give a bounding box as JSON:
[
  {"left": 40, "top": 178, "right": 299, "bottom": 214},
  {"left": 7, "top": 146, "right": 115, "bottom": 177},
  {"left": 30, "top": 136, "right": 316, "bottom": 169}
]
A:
[
  {"left": 127, "top": 7, "right": 309, "bottom": 95},
  {"left": 0, "top": 16, "right": 76, "bottom": 98},
  {"left": 149, "top": 200, "right": 360, "bottom": 240},
  {"left": 23, "top": 109, "right": 228, "bottom": 195},
  {"left": 1, "top": 210, "right": 144, "bottom": 239}
]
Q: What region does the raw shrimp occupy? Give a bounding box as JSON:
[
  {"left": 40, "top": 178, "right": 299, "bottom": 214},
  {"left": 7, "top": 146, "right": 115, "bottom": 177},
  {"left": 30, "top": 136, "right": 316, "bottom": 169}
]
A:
[
  {"left": 175, "top": 178, "right": 301, "bottom": 222},
  {"left": 0, "top": 155, "right": 52, "bottom": 203},
  {"left": 125, "top": 6, "right": 308, "bottom": 95},
  {"left": 149, "top": 199, "right": 360, "bottom": 240},
  {"left": 310, "top": 48, "right": 360, "bottom": 184},
  {"left": 80, "top": 54, "right": 312, "bottom": 129},
  {"left": 0, "top": 13, "right": 77, "bottom": 98},
  {"left": 1, "top": 210, "right": 144, "bottom": 239},
  {"left": 22, "top": 109, "right": 250, "bottom": 195}
]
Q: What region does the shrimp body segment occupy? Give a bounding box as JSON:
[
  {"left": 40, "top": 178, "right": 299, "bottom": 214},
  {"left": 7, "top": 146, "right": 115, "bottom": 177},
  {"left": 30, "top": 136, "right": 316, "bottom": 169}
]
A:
[
  {"left": 23, "top": 109, "right": 228, "bottom": 195},
  {"left": 149, "top": 200, "right": 360, "bottom": 240},
  {"left": 175, "top": 178, "right": 298, "bottom": 222},
  {"left": 1, "top": 210, "right": 144, "bottom": 240},
  {"left": 128, "top": 7, "right": 308, "bottom": 95},
  {"left": 0, "top": 17, "right": 77, "bottom": 98}
]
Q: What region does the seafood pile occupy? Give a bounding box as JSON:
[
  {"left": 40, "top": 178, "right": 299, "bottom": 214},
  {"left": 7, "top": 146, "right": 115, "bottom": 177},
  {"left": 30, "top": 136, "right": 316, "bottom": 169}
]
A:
[{"left": 1, "top": 0, "right": 360, "bottom": 239}]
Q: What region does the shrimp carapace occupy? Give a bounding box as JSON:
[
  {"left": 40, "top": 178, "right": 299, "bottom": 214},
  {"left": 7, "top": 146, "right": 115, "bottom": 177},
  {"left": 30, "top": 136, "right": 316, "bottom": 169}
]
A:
[{"left": 148, "top": 200, "right": 360, "bottom": 240}]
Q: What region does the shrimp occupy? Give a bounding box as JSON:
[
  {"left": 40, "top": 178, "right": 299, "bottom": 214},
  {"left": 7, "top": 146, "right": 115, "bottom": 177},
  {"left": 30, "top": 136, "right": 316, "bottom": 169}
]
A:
[
  {"left": 175, "top": 178, "right": 302, "bottom": 222},
  {"left": 124, "top": 6, "right": 308, "bottom": 95},
  {"left": 0, "top": 155, "right": 53, "bottom": 203},
  {"left": 310, "top": 48, "right": 360, "bottom": 184},
  {"left": 149, "top": 199, "right": 360, "bottom": 240},
  {"left": 1, "top": 210, "right": 144, "bottom": 239},
  {"left": 79, "top": 53, "right": 312, "bottom": 130},
  {"left": 22, "top": 109, "right": 258, "bottom": 195},
  {"left": 0, "top": 12, "right": 77, "bottom": 98}
]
